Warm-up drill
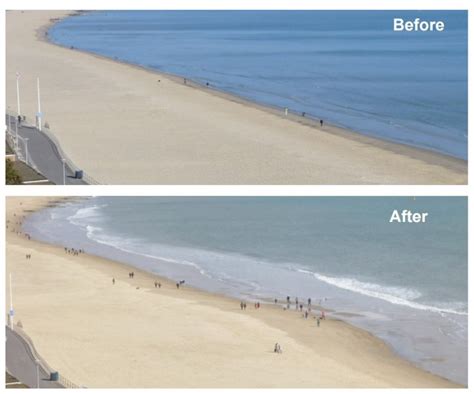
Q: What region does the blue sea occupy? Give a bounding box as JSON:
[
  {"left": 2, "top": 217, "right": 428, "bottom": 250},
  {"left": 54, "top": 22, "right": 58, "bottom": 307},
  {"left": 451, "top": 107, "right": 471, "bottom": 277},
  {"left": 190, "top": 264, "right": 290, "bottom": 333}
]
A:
[
  {"left": 48, "top": 10, "right": 468, "bottom": 159},
  {"left": 23, "top": 197, "right": 467, "bottom": 384}
]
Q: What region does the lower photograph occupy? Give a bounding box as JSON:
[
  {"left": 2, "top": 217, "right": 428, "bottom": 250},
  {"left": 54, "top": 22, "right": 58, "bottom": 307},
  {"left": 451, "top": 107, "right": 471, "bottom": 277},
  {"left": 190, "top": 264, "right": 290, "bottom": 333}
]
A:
[{"left": 5, "top": 196, "right": 467, "bottom": 388}]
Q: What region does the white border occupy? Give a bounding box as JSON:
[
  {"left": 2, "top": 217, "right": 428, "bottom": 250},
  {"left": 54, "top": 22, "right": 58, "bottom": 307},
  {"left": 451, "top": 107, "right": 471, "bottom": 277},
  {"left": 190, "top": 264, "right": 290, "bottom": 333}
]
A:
[{"left": 2, "top": 1, "right": 472, "bottom": 392}]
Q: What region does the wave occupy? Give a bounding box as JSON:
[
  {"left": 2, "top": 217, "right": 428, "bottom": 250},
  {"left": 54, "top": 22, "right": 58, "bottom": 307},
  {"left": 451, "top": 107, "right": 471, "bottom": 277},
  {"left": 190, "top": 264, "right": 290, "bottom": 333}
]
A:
[
  {"left": 297, "top": 268, "right": 467, "bottom": 316},
  {"left": 67, "top": 204, "right": 108, "bottom": 227},
  {"left": 83, "top": 224, "right": 211, "bottom": 279}
]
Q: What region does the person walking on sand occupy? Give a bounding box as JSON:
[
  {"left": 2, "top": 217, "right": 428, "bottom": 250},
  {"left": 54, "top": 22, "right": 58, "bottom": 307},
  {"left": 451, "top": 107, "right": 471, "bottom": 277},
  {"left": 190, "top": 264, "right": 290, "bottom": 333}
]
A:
[
  {"left": 320, "top": 119, "right": 324, "bottom": 128},
  {"left": 274, "top": 343, "right": 281, "bottom": 353},
  {"left": 317, "top": 318, "right": 320, "bottom": 327},
  {"left": 112, "top": 278, "right": 115, "bottom": 285},
  {"left": 176, "top": 282, "right": 180, "bottom": 289},
  {"left": 154, "top": 281, "right": 158, "bottom": 288},
  {"left": 308, "top": 298, "right": 311, "bottom": 306}
]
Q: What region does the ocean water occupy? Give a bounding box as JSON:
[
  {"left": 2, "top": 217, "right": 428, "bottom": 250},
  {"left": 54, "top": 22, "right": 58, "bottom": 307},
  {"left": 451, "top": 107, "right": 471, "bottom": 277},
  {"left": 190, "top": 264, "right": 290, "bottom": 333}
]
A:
[
  {"left": 23, "top": 197, "right": 467, "bottom": 384},
  {"left": 48, "top": 11, "right": 468, "bottom": 159}
]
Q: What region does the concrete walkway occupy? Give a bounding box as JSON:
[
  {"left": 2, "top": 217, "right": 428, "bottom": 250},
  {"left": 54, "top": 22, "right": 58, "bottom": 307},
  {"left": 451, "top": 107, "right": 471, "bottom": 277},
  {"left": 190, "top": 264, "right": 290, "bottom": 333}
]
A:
[
  {"left": 6, "top": 114, "right": 88, "bottom": 185},
  {"left": 6, "top": 326, "right": 64, "bottom": 389}
]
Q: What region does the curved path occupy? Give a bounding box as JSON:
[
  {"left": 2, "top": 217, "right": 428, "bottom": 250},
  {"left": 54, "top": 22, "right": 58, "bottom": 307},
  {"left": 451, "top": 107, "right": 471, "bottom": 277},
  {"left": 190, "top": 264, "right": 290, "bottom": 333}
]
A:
[
  {"left": 6, "top": 114, "right": 88, "bottom": 185},
  {"left": 6, "top": 326, "right": 64, "bottom": 389}
]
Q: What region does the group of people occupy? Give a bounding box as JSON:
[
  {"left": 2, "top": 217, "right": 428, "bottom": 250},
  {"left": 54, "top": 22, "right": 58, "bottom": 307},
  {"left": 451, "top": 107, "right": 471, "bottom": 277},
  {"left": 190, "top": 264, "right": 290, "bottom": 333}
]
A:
[
  {"left": 64, "top": 247, "right": 84, "bottom": 256},
  {"left": 25, "top": 253, "right": 32, "bottom": 259},
  {"left": 118, "top": 271, "right": 185, "bottom": 290},
  {"left": 274, "top": 343, "right": 283, "bottom": 354},
  {"left": 239, "top": 301, "right": 260, "bottom": 310},
  {"left": 297, "top": 111, "right": 324, "bottom": 127},
  {"left": 113, "top": 274, "right": 164, "bottom": 289}
]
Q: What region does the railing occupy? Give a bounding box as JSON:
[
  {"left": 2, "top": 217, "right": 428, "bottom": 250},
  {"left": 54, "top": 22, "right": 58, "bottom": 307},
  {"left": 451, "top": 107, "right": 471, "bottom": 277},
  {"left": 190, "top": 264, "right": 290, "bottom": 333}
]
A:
[
  {"left": 60, "top": 374, "right": 83, "bottom": 389},
  {"left": 40, "top": 123, "right": 102, "bottom": 185},
  {"left": 6, "top": 114, "right": 33, "bottom": 166},
  {"left": 10, "top": 324, "right": 83, "bottom": 388},
  {"left": 5, "top": 112, "right": 102, "bottom": 185}
]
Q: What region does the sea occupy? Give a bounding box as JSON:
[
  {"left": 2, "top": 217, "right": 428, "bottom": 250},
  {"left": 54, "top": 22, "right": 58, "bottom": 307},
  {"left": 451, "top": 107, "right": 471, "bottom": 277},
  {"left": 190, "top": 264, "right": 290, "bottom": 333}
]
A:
[
  {"left": 23, "top": 197, "right": 467, "bottom": 384},
  {"left": 48, "top": 10, "right": 468, "bottom": 159}
]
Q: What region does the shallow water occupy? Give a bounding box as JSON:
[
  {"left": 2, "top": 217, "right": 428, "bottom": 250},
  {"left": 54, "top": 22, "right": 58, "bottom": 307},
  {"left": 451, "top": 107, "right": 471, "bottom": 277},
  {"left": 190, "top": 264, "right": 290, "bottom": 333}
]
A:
[{"left": 49, "top": 10, "right": 468, "bottom": 159}]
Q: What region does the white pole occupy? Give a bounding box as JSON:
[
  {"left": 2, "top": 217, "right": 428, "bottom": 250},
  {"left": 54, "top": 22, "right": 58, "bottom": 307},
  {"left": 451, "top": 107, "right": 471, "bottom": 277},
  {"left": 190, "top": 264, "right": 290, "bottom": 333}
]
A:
[
  {"left": 24, "top": 138, "right": 29, "bottom": 165},
  {"left": 62, "top": 158, "right": 66, "bottom": 185},
  {"left": 14, "top": 118, "right": 18, "bottom": 152},
  {"left": 16, "top": 72, "right": 21, "bottom": 118},
  {"left": 9, "top": 274, "right": 14, "bottom": 330},
  {"left": 36, "top": 360, "right": 40, "bottom": 388},
  {"left": 37, "top": 77, "right": 42, "bottom": 131}
]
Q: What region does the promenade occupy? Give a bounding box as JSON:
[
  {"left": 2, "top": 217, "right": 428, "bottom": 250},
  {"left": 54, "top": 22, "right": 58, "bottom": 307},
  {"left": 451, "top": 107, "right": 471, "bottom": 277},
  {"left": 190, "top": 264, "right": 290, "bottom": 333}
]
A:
[
  {"left": 6, "top": 326, "right": 64, "bottom": 389},
  {"left": 6, "top": 114, "right": 89, "bottom": 185}
]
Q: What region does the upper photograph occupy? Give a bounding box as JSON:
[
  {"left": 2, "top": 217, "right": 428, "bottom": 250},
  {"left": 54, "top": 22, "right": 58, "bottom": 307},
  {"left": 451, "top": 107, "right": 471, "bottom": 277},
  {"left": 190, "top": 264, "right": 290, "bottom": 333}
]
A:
[{"left": 5, "top": 10, "right": 467, "bottom": 185}]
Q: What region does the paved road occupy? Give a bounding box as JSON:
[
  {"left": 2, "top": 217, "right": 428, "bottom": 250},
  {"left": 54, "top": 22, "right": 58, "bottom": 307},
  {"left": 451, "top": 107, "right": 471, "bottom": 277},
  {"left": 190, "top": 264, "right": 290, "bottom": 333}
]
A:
[
  {"left": 6, "top": 326, "right": 64, "bottom": 388},
  {"left": 6, "top": 114, "right": 88, "bottom": 185}
]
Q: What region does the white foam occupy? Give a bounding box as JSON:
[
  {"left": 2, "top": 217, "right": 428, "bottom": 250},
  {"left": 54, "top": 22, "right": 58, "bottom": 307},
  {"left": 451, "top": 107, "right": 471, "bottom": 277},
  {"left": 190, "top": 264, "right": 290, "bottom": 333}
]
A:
[
  {"left": 67, "top": 204, "right": 107, "bottom": 226},
  {"left": 297, "top": 269, "right": 467, "bottom": 316},
  {"left": 82, "top": 225, "right": 212, "bottom": 279}
]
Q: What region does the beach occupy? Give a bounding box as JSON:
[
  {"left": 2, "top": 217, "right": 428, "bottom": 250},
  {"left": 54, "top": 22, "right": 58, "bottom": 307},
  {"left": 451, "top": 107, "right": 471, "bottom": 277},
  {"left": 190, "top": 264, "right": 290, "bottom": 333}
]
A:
[
  {"left": 5, "top": 197, "right": 461, "bottom": 388},
  {"left": 5, "top": 10, "right": 467, "bottom": 185}
]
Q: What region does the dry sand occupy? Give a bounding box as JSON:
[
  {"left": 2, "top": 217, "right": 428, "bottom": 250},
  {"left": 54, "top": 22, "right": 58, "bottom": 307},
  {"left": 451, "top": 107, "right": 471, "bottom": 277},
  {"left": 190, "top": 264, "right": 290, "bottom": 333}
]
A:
[
  {"left": 5, "top": 197, "right": 461, "bottom": 388},
  {"left": 5, "top": 11, "right": 467, "bottom": 185}
]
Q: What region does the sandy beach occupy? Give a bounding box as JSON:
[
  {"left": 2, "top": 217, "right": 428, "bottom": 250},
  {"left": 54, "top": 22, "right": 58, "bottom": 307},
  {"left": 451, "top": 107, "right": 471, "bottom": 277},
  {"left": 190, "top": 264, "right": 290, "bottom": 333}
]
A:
[
  {"left": 5, "top": 10, "right": 467, "bottom": 185},
  {"left": 5, "top": 197, "right": 461, "bottom": 388}
]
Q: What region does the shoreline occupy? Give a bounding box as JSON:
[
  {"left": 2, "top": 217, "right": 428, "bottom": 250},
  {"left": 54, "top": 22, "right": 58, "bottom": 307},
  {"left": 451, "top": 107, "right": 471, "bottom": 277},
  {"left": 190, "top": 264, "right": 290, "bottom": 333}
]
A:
[
  {"left": 45, "top": 11, "right": 467, "bottom": 168},
  {"left": 6, "top": 10, "right": 467, "bottom": 184},
  {"left": 6, "top": 197, "right": 463, "bottom": 388}
]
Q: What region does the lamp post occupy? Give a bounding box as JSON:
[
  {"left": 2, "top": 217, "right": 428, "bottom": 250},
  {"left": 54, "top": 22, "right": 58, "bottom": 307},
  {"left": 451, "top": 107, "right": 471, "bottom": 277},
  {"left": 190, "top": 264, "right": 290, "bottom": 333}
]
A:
[
  {"left": 62, "top": 158, "right": 67, "bottom": 185},
  {"left": 14, "top": 116, "right": 19, "bottom": 152},
  {"left": 35, "top": 359, "right": 40, "bottom": 388},
  {"left": 9, "top": 274, "right": 14, "bottom": 330},
  {"left": 24, "top": 138, "right": 29, "bottom": 166},
  {"left": 37, "top": 77, "right": 42, "bottom": 131},
  {"left": 16, "top": 72, "right": 21, "bottom": 118}
]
